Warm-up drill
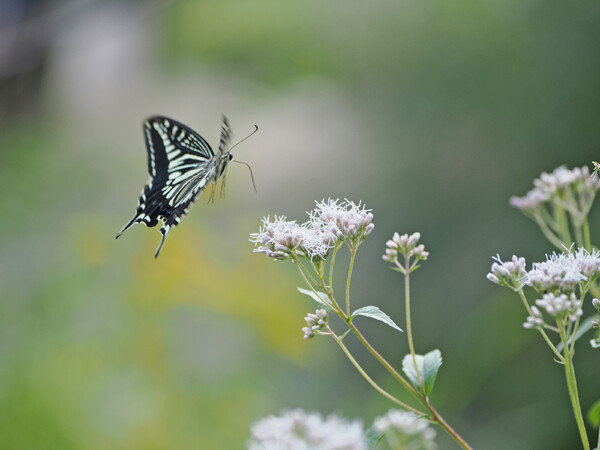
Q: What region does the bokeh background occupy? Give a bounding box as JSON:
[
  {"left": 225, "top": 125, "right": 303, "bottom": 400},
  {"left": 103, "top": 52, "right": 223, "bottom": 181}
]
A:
[{"left": 1, "top": 0, "right": 599, "bottom": 448}]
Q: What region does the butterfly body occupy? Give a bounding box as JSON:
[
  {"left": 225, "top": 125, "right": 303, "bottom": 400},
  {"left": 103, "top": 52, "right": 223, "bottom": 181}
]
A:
[{"left": 117, "top": 116, "right": 233, "bottom": 257}]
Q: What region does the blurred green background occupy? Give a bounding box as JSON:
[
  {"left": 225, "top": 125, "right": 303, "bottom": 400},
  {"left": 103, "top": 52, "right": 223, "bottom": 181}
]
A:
[{"left": 1, "top": 0, "right": 599, "bottom": 448}]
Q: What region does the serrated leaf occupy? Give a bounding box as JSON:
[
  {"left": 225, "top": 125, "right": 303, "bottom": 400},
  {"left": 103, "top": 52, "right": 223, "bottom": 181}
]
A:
[
  {"left": 364, "top": 427, "right": 385, "bottom": 450},
  {"left": 402, "top": 349, "right": 443, "bottom": 396},
  {"left": 556, "top": 315, "right": 599, "bottom": 352},
  {"left": 297, "top": 287, "right": 332, "bottom": 310},
  {"left": 350, "top": 306, "right": 403, "bottom": 332},
  {"left": 587, "top": 399, "right": 600, "bottom": 428}
]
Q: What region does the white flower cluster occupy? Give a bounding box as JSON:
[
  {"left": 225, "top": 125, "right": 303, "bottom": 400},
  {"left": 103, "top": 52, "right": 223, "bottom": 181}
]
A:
[
  {"left": 248, "top": 409, "right": 365, "bottom": 450},
  {"left": 382, "top": 232, "right": 429, "bottom": 267},
  {"left": 536, "top": 293, "right": 583, "bottom": 321},
  {"left": 486, "top": 255, "right": 527, "bottom": 290},
  {"left": 372, "top": 410, "right": 437, "bottom": 450},
  {"left": 250, "top": 199, "right": 375, "bottom": 260},
  {"left": 527, "top": 248, "right": 600, "bottom": 293},
  {"left": 523, "top": 306, "right": 544, "bottom": 329},
  {"left": 510, "top": 165, "right": 600, "bottom": 212},
  {"left": 523, "top": 293, "right": 583, "bottom": 328},
  {"left": 527, "top": 258, "right": 586, "bottom": 293},
  {"left": 302, "top": 309, "right": 328, "bottom": 339},
  {"left": 489, "top": 249, "right": 600, "bottom": 294},
  {"left": 311, "top": 199, "right": 374, "bottom": 245}
]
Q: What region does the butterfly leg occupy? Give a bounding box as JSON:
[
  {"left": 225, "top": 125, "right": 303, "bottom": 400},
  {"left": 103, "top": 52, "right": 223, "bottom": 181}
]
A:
[{"left": 154, "top": 223, "right": 172, "bottom": 258}]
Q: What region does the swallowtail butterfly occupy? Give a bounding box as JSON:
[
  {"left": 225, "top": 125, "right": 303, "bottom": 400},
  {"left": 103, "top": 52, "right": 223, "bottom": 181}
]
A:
[{"left": 116, "top": 116, "right": 234, "bottom": 257}]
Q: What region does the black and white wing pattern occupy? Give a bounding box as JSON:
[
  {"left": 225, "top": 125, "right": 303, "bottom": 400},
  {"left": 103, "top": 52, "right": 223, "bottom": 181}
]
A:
[{"left": 116, "top": 116, "right": 233, "bottom": 257}]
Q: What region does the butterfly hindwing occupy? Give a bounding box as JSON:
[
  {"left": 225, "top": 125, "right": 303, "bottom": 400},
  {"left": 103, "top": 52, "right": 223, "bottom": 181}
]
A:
[{"left": 117, "top": 116, "right": 232, "bottom": 257}]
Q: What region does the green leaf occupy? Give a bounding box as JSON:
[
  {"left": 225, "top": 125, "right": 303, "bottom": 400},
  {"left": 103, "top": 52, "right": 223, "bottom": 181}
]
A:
[
  {"left": 556, "top": 315, "right": 599, "bottom": 352},
  {"left": 364, "top": 427, "right": 385, "bottom": 450},
  {"left": 297, "top": 287, "right": 332, "bottom": 310},
  {"left": 339, "top": 329, "right": 351, "bottom": 340},
  {"left": 350, "top": 306, "right": 403, "bottom": 332},
  {"left": 402, "top": 349, "right": 443, "bottom": 396},
  {"left": 587, "top": 399, "right": 600, "bottom": 428}
]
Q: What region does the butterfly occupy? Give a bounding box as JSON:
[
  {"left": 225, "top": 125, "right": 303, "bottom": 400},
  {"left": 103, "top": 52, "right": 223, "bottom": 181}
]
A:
[{"left": 116, "top": 115, "right": 236, "bottom": 258}]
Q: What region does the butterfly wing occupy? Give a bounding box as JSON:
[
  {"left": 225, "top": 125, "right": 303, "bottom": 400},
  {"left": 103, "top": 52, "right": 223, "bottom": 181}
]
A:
[{"left": 116, "top": 116, "right": 217, "bottom": 257}]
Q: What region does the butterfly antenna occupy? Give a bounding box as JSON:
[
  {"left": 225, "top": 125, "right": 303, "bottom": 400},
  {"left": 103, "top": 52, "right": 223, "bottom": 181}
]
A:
[
  {"left": 229, "top": 125, "right": 258, "bottom": 152},
  {"left": 231, "top": 159, "right": 257, "bottom": 194}
]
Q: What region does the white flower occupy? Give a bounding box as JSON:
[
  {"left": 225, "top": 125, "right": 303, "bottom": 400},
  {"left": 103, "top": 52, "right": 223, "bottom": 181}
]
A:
[
  {"left": 311, "top": 199, "right": 374, "bottom": 245},
  {"left": 250, "top": 216, "right": 334, "bottom": 260},
  {"left": 486, "top": 255, "right": 527, "bottom": 290},
  {"left": 383, "top": 232, "right": 429, "bottom": 266},
  {"left": 250, "top": 199, "right": 375, "bottom": 260},
  {"left": 303, "top": 309, "right": 328, "bottom": 339},
  {"left": 535, "top": 292, "right": 583, "bottom": 322},
  {"left": 250, "top": 216, "right": 302, "bottom": 260},
  {"left": 568, "top": 247, "right": 600, "bottom": 280},
  {"left": 527, "top": 252, "right": 586, "bottom": 293},
  {"left": 372, "top": 410, "right": 436, "bottom": 450},
  {"left": 248, "top": 409, "right": 365, "bottom": 450},
  {"left": 510, "top": 165, "right": 600, "bottom": 213},
  {"left": 523, "top": 306, "right": 544, "bottom": 329}
]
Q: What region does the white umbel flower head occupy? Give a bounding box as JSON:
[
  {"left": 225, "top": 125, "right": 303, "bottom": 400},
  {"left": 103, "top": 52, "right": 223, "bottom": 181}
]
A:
[
  {"left": 527, "top": 252, "right": 588, "bottom": 293},
  {"left": 510, "top": 165, "right": 600, "bottom": 218},
  {"left": 302, "top": 309, "right": 328, "bottom": 339},
  {"left": 486, "top": 255, "right": 527, "bottom": 290},
  {"left": 311, "top": 199, "right": 374, "bottom": 246},
  {"left": 250, "top": 216, "right": 303, "bottom": 260},
  {"left": 372, "top": 410, "right": 436, "bottom": 450},
  {"left": 523, "top": 306, "right": 545, "bottom": 329},
  {"left": 535, "top": 292, "right": 583, "bottom": 322},
  {"left": 250, "top": 216, "right": 334, "bottom": 260},
  {"left": 250, "top": 199, "right": 375, "bottom": 260},
  {"left": 248, "top": 409, "right": 365, "bottom": 450}
]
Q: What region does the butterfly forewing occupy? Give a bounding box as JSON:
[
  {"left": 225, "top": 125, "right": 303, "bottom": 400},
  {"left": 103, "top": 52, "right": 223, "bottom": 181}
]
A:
[{"left": 117, "top": 116, "right": 232, "bottom": 257}]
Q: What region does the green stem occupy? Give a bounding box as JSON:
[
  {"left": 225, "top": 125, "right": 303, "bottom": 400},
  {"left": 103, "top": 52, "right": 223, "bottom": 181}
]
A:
[
  {"left": 328, "top": 327, "right": 424, "bottom": 415},
  {"left": 345, "top": 247, "right": 356, "bottom": 316},
  {"left": 425, "top": 400, "right": 473, "bottom": 450},
  {"left": 294, "top": 257, "right": 319, "bottom": 286},
  {"left": 346, "top": 321, "right": 420, "bottom": 398},
  {"left": 534, "top": 213, "right": 565, "bottom": 250},
  {"left": 404, "top": 270, "right": 423, "bottom": 392},
  {"left": 573, "top": 219, "right": 585, "bottom": 249},
  {"left": 583, "top": 217, "right": 592, "bottom": 251},
  {"left": 556, "top": 206, "right": 574, "bottom": 247},
  {"left": 560, "top": 322, "right": 590, "bottom": 450},
  {"left": 516, "top": 289, "right": 564, "bottom": 362},
  {"left": 346, "top": 321, "right": 472, "bottom": 449},
  {"left": 328, "top": 244, "right": 341, "bottom": 295},
  {"left": 293, "top": 260, "right": 339, "bottom": 313}
]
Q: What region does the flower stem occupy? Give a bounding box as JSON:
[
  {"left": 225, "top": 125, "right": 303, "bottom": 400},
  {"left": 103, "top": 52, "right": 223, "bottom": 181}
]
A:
[
  {"left": 425, "top": 401, "right": 473, "bottom": 450},
  {"left": 345, "top": 247, "right": 356, "bottom": 316},
  {"left": 343, "top": 321, "right": 473, "bottom": 449},
  {"left": 328, "top": 326, "right": 424, "bottom": 415},
  {"left": 516, "top": 289, "right": 564, "bottom": 362},
  {"left": 583, "top": 217, "right": 591, "bottom": 251},
  {"left": 329, "top": 244, "right": 341, "bottom": 295},
  {"left": 293, "top": 260, "right": 339, "bottom": 313},
  {"left": 534, "top": 212, "right": 565, "bottom": 250},
  {"left": 404, "top": 270, "right": 423, "bottom": 392},
  {"left": 346, "top": 321, "right": 420, "bottom": 397},
  {"left": 559, "top": 322, "right": 590, "bottom": 450}
]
